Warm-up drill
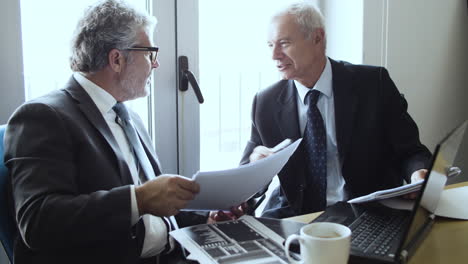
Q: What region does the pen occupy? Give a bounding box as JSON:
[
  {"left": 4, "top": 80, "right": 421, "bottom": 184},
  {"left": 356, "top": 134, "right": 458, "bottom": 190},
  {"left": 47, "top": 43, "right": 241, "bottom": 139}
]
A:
[{"left": 270, "top": 138, "right": 292, "bottom": 153}]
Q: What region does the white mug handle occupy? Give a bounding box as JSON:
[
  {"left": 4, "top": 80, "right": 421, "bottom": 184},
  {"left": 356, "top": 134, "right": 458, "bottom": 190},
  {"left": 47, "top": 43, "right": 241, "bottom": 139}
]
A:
[{"left": 285, "top": 234, "right": 303, "bottom": 264}]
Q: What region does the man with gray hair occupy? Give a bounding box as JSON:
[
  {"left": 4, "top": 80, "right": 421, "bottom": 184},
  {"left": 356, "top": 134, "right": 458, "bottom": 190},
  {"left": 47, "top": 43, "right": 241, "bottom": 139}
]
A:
[
  {"left": 4, "top": 0, "right": 199, "bottom": 263},
  {"left": 241, "top": 2, "right": 431, "bottom": 218}
]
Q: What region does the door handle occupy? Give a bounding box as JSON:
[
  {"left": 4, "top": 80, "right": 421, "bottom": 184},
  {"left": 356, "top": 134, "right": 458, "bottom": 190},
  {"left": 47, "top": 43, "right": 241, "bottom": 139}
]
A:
[{"left": 178, "top": 56, "right": 204, "bottom": 104}]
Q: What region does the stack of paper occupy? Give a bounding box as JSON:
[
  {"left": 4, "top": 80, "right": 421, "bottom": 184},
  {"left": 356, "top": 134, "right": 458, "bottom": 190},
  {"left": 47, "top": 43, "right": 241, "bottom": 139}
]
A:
[
  {"left": 348, "top": 182, "right": 468, "bottom": 220},
  {"left": 347, "top": 181, "right": 424, "bottom": 204}
]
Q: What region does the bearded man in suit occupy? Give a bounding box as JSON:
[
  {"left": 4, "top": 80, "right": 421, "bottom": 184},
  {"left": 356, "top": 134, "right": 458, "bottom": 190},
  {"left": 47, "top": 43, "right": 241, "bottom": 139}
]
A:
[{"left": 4, "top": 1, "right": 201, "bottom": 263}]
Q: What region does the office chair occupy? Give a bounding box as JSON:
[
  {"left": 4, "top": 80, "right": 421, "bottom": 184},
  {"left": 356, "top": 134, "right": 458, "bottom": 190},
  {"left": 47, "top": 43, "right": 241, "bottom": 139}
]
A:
[{"left": 0, "top": 124, "right": 14, "bottom": 262}]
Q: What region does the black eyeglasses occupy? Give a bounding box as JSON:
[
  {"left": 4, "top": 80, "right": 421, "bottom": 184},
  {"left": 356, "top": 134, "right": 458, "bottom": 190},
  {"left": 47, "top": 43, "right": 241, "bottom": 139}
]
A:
[{"left": 125, "top": 46, "right": 159, "bottom": 64}]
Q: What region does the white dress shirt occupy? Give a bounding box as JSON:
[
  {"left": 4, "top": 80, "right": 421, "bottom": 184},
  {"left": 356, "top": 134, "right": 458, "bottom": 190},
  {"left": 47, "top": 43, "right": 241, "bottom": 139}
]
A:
[
  {"left": 73, "top": 72, "right": 169, "bottom": 257},
  {"left": 294, "top": 58, "right": 348, "bottom": 205}
]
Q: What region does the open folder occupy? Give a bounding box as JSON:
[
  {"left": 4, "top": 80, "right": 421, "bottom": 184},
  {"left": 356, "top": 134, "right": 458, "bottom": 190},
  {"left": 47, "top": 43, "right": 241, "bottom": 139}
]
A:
[{"left": 184, "top": 138, "right": 302, "bottom": 211}]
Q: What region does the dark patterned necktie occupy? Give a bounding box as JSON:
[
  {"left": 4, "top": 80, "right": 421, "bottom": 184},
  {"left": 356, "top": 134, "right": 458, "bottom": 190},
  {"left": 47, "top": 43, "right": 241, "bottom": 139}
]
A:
[
  {"left": 303, "top": 89, "right": 327, "bottom": 212},
  {"left": 113, "top": 102, "right": 156, "bottom": 183}
]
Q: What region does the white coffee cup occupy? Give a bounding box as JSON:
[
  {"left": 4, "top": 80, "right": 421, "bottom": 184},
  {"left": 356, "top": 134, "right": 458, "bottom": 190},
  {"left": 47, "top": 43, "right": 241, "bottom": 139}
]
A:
[{"left": 284, "top": 222, "right": 351, "bottom": 264}]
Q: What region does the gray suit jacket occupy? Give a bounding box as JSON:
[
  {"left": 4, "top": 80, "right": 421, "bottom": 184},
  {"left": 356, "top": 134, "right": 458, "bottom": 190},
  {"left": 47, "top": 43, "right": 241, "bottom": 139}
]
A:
[
  {"left": 4, "top": 77, "right": 162, "bottom": 263},
  {"left": 241, "top": 59, "right": 432, "bottom": 218}
]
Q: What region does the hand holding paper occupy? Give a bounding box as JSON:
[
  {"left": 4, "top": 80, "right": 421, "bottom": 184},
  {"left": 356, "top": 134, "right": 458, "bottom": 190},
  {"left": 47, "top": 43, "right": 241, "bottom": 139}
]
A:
[
  {"left": 347, "top": 181, "right": 424, "bottom": 204},
  {"left": 248, "top": 138, "right": 292, "bottom": 162},
  {"left": 184, "top": 138, "right": 302, "bottom": 211},
  {"left": 270, "top": 138, "right": 292, "bottom": 152}
]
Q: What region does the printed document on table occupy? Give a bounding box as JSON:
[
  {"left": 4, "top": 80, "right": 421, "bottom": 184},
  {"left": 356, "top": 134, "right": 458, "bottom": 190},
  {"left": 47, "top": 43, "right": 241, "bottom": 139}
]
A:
[
  {"left": 170, "top": 215, "right": 293, "bottom": 264},
  {"left": 348, "top": 180, "right": 424, "bottom": 204},
  {"left": 184, "top": 138, "right": 302, "bottom": 211}
]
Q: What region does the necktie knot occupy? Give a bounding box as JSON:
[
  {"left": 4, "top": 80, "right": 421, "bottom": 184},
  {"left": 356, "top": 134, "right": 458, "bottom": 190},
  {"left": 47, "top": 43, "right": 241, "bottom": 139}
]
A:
[
  {"left": 306, "top": 89, "right": 321, "bottom": 106},
  {"left": 113, "top": 102, "right": 130, "bottom": 122}
]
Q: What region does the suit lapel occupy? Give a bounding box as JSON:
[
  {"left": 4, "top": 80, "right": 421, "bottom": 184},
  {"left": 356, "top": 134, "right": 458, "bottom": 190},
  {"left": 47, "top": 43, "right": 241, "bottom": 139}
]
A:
[
  {"left": 64, "top": 77, "right": 134, "bottom": 185},
  {"left": 330, "top": 59, "right": 358, "bottom": 165},
  {"left": 275, "top": 80, "right": 301, "bottom": 140},
  {"left": 274, "top": 80, "right": 306, "bottom": 213}
]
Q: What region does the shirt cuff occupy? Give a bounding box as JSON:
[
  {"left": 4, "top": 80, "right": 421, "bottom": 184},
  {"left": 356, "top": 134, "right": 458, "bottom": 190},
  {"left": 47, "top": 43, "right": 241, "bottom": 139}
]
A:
[{"left": 163, "top": 217, "right": 175, "bottom": 253}]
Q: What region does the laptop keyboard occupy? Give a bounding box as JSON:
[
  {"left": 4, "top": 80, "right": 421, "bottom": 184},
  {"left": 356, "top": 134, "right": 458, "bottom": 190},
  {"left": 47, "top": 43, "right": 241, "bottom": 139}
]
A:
[{"left": 349, "top": 212, "right": 408, "bottom": 256}]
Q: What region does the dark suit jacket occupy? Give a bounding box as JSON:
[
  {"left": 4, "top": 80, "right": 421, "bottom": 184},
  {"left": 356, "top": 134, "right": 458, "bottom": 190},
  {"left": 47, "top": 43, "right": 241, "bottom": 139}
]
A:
[
  {"left": 241, "top": 59, "right": 432, "bottom": 218},
  {"left": 3, "top": 77, "right": 163, "bottom": 264}
]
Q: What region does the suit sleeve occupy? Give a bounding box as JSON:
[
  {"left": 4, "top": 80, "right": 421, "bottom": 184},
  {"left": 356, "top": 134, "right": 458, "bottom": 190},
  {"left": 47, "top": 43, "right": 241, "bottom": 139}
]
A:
[
  {"left": 4, "top": 103, "right": 133, "bottom": 250},
  {"left": 381, "top": 68, "right": 432, "bottom": 181},
  {"left": 240, "top": 94, "right": 262, "bottom": 165},
  {"left": 239, "top": 93, "right": 272, "bottom": 201}
]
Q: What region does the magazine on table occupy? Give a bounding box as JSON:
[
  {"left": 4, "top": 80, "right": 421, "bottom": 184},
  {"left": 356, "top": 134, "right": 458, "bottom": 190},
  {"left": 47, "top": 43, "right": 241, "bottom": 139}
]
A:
[{"left": 170, "top": 215, "right": 298, "bottom": 264}]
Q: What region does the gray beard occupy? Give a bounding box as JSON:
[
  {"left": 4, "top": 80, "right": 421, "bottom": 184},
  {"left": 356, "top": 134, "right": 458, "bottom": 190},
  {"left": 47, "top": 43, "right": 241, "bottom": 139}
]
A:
[{"left": 120, "top": 70, "right": 141, "bottom": 101}]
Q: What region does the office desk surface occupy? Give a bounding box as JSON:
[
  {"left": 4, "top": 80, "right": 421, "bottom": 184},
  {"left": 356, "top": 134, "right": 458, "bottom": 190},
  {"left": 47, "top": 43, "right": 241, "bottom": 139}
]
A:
[{"left": 286, "top": 182, "right": 468, "bottom": 264}]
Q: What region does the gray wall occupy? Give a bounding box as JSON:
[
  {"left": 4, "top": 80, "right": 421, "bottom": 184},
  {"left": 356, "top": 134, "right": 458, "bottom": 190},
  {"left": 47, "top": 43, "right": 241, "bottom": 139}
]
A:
[
  {"left": 387, "top": 0, "right": 468, "bottom": 150},
  {"left": 0, "top": 0, "right": 21, "bottom": 261},
  {"left": 0, "top": 0, "right": 24, "bottom": 125}
]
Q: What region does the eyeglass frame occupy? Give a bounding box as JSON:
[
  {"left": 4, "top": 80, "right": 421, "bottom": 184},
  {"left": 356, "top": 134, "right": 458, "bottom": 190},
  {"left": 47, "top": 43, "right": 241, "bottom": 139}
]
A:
[{"left": 124, "top": 46, "right": 159, "bottom": 64}]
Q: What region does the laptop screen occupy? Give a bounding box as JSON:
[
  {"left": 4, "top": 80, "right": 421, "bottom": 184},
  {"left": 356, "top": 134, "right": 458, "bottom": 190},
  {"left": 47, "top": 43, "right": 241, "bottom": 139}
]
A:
[{"left": 399, "top": 120, "right": 467, "bottom": 256}]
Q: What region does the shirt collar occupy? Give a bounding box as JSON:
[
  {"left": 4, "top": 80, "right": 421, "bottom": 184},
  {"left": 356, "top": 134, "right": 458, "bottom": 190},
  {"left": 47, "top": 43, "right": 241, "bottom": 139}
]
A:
[
  {"left": 73, "top": 72, "right": 117, "bottom": 115},
  {"left": 295, "top": 58, "right": 333, "bottom": 104}
]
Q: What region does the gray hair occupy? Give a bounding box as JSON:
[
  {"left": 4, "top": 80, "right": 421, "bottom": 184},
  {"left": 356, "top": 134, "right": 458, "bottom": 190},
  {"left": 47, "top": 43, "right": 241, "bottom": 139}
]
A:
[
  {"left": 70, "top": 0, "right": 157, "bottom": 73},
  {"left": 272, "top": 2, "right": 326, "bottom": 40}
]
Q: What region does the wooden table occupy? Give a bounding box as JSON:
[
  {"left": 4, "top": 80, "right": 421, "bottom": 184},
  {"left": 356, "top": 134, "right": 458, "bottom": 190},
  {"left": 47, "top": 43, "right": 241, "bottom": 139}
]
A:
[{"left": 286, "top": 182, "right": 468, "bottom": 264}]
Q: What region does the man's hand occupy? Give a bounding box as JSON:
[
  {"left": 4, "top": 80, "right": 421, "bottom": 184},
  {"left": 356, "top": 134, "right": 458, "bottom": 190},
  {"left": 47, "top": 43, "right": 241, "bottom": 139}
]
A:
[
  {"left": 207, "top": 203, "right": 249, "bottom": 224},
  {"left": 411, "top": 169, "right": 427, "bottom": 183},
  {"left": 249, "top": 146, "right": 274, "bottom": 162},
  {"left": 405, "top": 169, "right": 428, "bottom": 199},
  {"left": 135, "top": 174, "right": 200, "bottom": 217}
]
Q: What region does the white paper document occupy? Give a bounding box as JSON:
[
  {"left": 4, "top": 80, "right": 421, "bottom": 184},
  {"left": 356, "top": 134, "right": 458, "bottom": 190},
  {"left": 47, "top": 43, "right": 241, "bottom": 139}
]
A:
[
  {"left": 170, "top": 215, "right": 292, "bottom": 264},
  {"left": 185, "top": 138, "right": 302, "bottom": 211},
  {"left": 347, "top": 180, "right": 424, "bottom": 204}
]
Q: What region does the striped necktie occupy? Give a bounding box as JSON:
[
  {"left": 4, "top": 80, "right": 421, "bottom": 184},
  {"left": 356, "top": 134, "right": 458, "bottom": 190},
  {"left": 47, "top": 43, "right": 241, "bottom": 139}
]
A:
[{"left": 113, "top": 102, "right": 159, "bottom": 182}]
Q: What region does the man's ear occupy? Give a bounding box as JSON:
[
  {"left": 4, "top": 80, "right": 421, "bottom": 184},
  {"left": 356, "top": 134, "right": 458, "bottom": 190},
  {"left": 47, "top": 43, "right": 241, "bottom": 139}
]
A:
[
  {"left": 108, "top": 49, "right": 124, "bottom": 73},
  {"left": 314, "top": 28, "right": 325, "bottom": 44}
]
